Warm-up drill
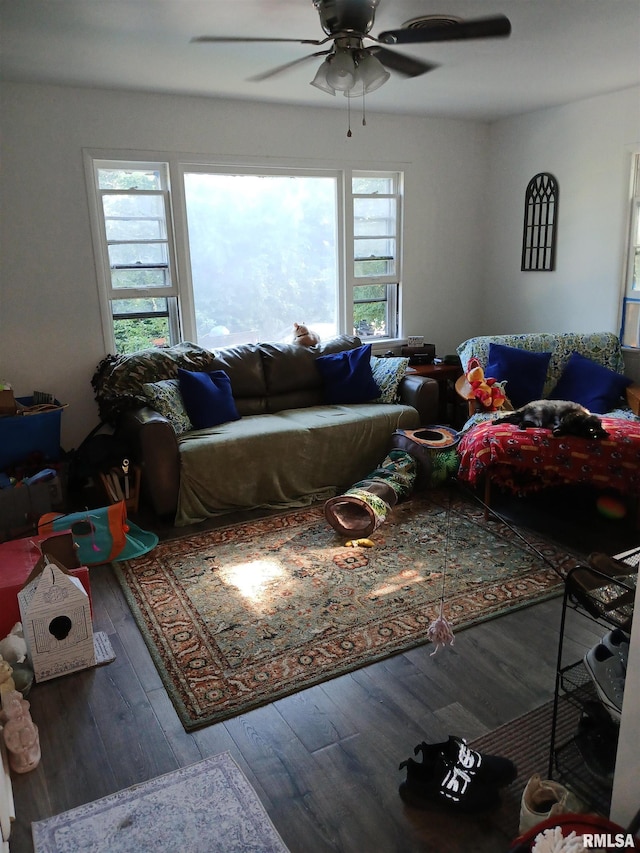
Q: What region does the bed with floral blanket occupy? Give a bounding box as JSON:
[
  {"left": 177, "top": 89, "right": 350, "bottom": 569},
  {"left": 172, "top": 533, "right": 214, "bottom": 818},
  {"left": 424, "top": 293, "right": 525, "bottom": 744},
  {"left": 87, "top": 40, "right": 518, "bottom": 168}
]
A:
[{"left": 454, "top": 332, "right": 640, "bottom": 517}]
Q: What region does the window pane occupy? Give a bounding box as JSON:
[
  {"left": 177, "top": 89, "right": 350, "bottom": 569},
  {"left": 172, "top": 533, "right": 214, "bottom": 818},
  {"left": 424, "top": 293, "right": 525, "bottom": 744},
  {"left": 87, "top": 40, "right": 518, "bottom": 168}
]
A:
[
  {"left": 184, "top": 172, "right": 338, "bottom": 346},
  {"left": 354, "top": 237, "right": 395, "bottom": 277},
  {"left": 108, "top": 242, "right": 169, "bottom": 269},
  {"left": 352, "top": 176, "right": 394, "bottom": 194},
  {"left": 353, "top": 197, "right": 395, "bottom": 236},
  {"left": 353, "top": 285, "right": 390, "bottom": 338},
  {"left": 113, "top": 317, "right": 170, "bottom": 354},
  {"left": 111, "top": 268, "right": 171, "bottom": 290},
  {"left": 621, "top": 300, "right": 640, "bottom": 348},
  {"left": 98, "top": 168, "right": 162, "bottom": 190},
  {"left": 111, "top": 297, "right": 170, "bottom": 354},
  {"left": 111, "top": 297, "right": 169, "bottom": 316},
  {"left": 102, "top": 194, "right": 167, "bottom": 241}
]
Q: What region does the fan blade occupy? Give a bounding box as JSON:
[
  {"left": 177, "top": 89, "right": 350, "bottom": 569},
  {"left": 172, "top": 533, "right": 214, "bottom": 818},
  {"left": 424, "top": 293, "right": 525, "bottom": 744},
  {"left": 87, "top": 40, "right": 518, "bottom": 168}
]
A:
[
  {"left": 192, "top": 36, "right": 326, "bottom": 46},
  {"left": 248, "top": 50, "right": 332, "bottom": 82},
  {"left": 378, "top": 15, "right": 511, "bottom": 45},
  {"left": 368, "top": 46, "right": 437, "bottom": 78}
]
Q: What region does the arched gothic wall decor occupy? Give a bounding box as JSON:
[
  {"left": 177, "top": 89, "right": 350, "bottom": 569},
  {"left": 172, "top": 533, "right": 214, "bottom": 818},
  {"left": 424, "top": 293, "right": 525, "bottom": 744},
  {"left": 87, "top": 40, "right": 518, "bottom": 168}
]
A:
[{"left": 521, "top": 172, "right": 558, "bottom": 271}]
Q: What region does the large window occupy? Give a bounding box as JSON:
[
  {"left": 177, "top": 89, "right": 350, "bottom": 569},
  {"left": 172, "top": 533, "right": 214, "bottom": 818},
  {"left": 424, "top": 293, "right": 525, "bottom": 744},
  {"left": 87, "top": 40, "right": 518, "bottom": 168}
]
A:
[
  {"left": 183, "top": 170, "right": 338, "bottom": 348},
  {"left": 621, "top": 153, "right": 640, "bottom": 348},
  {"left": 87, "top": 155, "right": 403, "bottom": 354}
]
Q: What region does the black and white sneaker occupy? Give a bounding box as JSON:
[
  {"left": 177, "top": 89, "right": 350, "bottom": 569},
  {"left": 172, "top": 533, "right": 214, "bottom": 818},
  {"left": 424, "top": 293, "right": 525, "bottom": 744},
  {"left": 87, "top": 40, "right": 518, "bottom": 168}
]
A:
[
  {"left": 413, "top": 736, "right": 517, "bottom": 789},
  {"left": 583, "top": 643, "right": 625, "bottom": 721},
  {"left": 399, "top": 738, "right": 507, "bottom": 813}
]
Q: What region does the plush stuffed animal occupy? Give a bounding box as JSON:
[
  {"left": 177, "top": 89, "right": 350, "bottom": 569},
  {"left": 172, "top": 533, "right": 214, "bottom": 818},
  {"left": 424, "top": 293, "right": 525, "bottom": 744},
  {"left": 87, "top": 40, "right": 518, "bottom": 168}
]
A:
[
  {"left": 0, "top": 622, "right": 27, "bottom": 665},
  {"left": 0, "top": 658, "right": 16, "bottom": 698},
  {"left": 292, "top": 323, "right": 320, "bottom": 347},
  {"left": 465, "top": 357, "right": 509, "bottom": 411}
]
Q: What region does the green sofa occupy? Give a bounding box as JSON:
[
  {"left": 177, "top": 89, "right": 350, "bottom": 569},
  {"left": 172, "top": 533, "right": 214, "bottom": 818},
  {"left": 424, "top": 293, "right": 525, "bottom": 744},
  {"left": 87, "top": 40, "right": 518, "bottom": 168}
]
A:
[{"left": 93, "top": 336, "right": 439, "bottom": 526}]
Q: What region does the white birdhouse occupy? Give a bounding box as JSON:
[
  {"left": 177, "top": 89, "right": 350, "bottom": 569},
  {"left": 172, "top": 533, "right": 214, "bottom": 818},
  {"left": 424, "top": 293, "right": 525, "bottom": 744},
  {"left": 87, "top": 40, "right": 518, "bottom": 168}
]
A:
[{"left": 18, "top": 560, "right": 96, "bottom": 682}]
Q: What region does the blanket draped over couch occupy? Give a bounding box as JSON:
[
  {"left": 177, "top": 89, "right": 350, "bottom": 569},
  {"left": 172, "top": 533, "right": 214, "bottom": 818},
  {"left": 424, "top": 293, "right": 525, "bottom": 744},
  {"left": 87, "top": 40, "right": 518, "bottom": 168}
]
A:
[
  {"left": 92, "top": 336, "right": 439, "bottom": 526},
  {"left": 454, "top": 331, "right": 640, "bottom": 507}
]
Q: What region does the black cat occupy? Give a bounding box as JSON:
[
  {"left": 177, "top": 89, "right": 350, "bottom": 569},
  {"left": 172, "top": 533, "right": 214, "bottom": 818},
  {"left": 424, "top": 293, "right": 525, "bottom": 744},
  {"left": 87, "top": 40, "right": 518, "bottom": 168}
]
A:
[{"left": 496, "top": 400, "right": 609, "bottom": 439}]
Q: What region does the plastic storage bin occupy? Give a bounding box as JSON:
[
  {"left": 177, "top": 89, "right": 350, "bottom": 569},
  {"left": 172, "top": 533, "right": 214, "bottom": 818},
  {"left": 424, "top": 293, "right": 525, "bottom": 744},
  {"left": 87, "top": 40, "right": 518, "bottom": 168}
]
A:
[{"left": 0, "top": 397, "right": 64, "bottom": 469}]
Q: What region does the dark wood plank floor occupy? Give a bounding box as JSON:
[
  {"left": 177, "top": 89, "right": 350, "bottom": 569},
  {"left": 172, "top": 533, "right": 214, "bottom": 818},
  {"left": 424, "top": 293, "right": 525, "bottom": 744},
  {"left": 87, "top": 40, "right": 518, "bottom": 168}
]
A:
[{"left": 8, "top": 486, "right": 637, "bottom": 853}]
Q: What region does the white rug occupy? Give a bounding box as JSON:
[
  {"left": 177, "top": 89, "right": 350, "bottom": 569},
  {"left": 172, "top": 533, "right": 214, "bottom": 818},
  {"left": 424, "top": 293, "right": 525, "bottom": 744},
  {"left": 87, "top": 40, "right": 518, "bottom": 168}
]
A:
[{"left": 32, "top": 752, "right": 290, "bottom": 853}]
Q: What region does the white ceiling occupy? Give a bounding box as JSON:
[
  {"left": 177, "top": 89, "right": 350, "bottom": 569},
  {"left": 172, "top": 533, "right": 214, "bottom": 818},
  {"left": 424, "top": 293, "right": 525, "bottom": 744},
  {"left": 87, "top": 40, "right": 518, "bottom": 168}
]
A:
[{"left": 1, "top": 0, "right": 639, "bottom": 121}]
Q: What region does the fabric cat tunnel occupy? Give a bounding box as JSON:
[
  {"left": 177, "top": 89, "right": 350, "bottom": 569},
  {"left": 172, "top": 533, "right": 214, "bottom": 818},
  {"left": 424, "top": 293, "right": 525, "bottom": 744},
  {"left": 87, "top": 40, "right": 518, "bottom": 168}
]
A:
[
  {"left": 324, "top": 426, "right": 460, "bottom": 538},
  {"left": 324, "top": 449, "right": 417, "bottom": 538}
]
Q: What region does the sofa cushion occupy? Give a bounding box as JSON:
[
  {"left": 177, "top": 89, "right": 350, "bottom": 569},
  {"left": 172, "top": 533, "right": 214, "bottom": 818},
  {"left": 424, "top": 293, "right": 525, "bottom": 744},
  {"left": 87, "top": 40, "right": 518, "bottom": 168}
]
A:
[
  {"left": 549, "top": 351, "right": 632, "bottom": 413},
  {"left": 371, "top": 356, "right": 409, "bottom": 403},
  {"left": 315, "top": 344, "right": 380, "bottom": 404},
  {"left": 485, "top": 343, "right": 552, "bottom": 409},
  {"left": 260, "top": 335, "right": 360, "bottom": 412},
  {"left": 178, "top": 369, "right": 241, "bottom": 429},
  {"left": 175, "top": 402, "right": 420, "bottom": 525},
  {"left": 142, "top": 379, "right": 193, "bottom": 435}
]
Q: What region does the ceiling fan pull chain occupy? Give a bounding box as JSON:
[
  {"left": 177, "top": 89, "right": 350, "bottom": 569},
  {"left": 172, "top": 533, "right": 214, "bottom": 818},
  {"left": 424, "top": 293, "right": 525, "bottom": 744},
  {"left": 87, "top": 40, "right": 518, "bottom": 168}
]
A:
[
  {"left": 362, "top": 89, "right": 367, "bottom": 126},
  {"left": 347, "top": 96, "right": 352, "bottom": 137}
]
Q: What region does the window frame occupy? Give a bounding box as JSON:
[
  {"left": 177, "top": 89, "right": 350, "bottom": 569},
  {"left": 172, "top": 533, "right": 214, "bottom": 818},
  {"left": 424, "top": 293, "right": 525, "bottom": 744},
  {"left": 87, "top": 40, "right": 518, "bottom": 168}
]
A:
[
  {"left": 621, "top": 152, "right": 640, "bottom": 349},
  {"left": 346, "top": 169, "right": 403, "bottom": 341},
  {"left": 174, "top": 161, "right": 345, "bottom": 346},
  {"left": 84, "top": 155, "right": 182, "bottom": 353},
  {"left": 85, "top": 150, "right": 405, "bottom": 354}
]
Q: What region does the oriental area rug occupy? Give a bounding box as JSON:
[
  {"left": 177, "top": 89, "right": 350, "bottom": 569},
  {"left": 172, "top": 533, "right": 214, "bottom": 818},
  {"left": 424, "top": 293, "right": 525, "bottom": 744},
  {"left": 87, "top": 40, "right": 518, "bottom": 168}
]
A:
[
  {"left": 114, "top": 490, "right": 576, "bottom": 730},
  {"left": 32, "top": 752, "right": 290, "bottom": 853}
]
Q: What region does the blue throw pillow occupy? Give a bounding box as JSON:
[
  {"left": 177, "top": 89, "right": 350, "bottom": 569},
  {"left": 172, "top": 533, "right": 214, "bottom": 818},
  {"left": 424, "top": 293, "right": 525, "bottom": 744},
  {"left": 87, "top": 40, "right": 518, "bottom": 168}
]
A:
[
  {"left": 177, "top": 369, "right": 241, "bottom": 430},
  {"left": 315, "top": 344, "right": 380, "bottom": 404},
  {"left": 549, "top": 351, "right": 631, "bottom": 414},
  {"left": 485, "top": 343, "right": 552, "bottom": 409}
]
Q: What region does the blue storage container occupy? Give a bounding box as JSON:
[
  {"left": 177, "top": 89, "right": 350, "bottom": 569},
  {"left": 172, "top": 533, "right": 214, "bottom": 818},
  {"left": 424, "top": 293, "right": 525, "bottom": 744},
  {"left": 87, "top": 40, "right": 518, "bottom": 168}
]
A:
[{"left": 0, "top": 397, "right": 64, "bottom": 469}]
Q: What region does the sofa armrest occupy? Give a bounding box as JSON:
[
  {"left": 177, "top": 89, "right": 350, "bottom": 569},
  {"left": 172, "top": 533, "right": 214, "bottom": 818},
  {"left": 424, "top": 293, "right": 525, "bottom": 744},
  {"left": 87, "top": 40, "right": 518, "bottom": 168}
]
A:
[
  {"left": 119, "top": 407, "right": 180, "bottom": 519},
  {"left": 398, "top": 374, "right": 439, "bottom": 424},
  {"left": 626, "top": 383, "right": 640, "bottom": 416}
]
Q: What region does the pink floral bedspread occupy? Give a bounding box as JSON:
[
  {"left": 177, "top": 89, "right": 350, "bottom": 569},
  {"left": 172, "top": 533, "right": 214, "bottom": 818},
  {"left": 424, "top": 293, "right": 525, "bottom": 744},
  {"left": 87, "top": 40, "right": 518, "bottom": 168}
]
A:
[{"left": 457, "top": 417, "right": 640, "bottom": 496}]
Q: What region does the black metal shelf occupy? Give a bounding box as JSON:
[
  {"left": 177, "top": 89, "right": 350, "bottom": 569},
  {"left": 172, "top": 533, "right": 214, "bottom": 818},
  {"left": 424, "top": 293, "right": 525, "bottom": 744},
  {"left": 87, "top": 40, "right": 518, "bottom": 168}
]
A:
[{"left": 548, "top": 558, "right": 635, "bottom": 815}]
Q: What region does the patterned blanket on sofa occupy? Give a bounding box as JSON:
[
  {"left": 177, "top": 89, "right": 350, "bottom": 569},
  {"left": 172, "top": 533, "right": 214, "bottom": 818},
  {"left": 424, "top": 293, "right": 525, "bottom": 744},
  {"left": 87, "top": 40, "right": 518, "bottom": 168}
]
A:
[
  {"left": 457, "top": 415, "right": 640, "bottom": 496},
  {"left": 455, "top": 331, "right": 640, "bottom": 498}
]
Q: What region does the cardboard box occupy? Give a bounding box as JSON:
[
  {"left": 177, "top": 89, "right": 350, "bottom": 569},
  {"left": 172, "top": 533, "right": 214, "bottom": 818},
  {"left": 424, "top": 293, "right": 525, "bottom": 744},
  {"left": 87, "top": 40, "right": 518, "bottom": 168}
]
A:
[{"left": 19, "top": 555, "right": 96, "bottom": 682}]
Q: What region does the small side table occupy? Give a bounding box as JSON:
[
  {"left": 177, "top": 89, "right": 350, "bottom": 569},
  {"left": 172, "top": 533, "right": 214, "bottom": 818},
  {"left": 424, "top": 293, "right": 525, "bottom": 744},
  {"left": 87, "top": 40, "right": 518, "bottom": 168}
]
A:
[{"left": 406, "top": 362, "right": 463, "bottom": 424}]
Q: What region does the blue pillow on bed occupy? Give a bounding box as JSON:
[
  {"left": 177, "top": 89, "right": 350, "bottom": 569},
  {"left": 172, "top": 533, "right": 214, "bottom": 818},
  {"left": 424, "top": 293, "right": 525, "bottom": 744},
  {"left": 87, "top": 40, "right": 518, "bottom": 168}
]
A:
[
  {"left": 485, "top": 343, "right": 552, "bottom": 409},
  {"left": 178, "top": 369, "right": 241, "bottom": 430},
  {"left": 549, "top": 351, "right": 631, "bottom": 414},
  {"left": 315, "top": 344, "right": 380, "bottom": 404}
]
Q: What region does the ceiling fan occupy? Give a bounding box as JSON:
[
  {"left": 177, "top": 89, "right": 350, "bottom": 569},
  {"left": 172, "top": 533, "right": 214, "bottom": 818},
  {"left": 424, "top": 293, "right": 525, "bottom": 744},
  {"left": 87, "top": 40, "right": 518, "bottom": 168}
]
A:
[{"left": 192, "top": 0, "right": 512, "bottom": 100}]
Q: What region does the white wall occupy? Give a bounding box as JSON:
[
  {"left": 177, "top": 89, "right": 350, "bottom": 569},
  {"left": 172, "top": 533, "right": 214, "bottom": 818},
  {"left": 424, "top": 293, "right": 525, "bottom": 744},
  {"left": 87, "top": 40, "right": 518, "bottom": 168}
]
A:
[
  {"left": 1, "top": 82, "right": 638, "bottom": 450},
  {"left": 0, "top": 82, "right": 488, "bottom": 449},
  {"left": 482, "top": 86, "right": 640, "bottom": 338}
]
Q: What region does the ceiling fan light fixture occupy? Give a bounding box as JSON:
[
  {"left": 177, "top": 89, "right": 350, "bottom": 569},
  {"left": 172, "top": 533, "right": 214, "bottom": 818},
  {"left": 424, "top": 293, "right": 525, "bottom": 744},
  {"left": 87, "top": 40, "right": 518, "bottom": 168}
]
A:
[
  {"left": 325, "top": 46, "right": 357, "bottom": 92},
  {"left": 310, "top": 60, "right": 337, "bottom": 95},
  {"left": 346, "top": 50, "right": 390, "bottom": 97}
]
